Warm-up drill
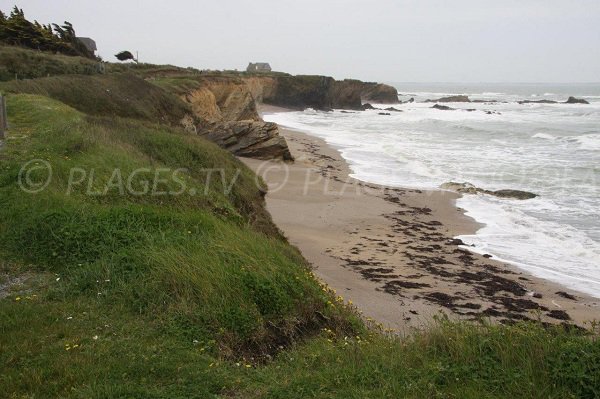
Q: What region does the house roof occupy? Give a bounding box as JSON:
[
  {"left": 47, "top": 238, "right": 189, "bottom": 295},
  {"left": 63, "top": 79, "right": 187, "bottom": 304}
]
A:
[{"left": 77, "top": 37, "right": 97, "bottom": 52}]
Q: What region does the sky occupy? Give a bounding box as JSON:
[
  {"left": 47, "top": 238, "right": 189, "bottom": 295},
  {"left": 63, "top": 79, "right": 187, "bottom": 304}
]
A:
[{"left": 3, "top": 0, "right": 600, "bottom": 83}]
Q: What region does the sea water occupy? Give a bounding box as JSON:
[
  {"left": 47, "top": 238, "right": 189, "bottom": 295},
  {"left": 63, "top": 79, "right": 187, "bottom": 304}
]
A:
[{"left": 263, "top": 83, "right": 600, "bottom": 298}]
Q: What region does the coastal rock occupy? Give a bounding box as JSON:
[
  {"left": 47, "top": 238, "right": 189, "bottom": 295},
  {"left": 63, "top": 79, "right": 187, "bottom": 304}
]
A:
[
  {"left": 472, "top": 99, "right": 500, "bottom": 104},
  {"left": 362, "top": 103, "right": 376, "bottom": 110},
  {"left": 564, "top": 96, "right": 589, "bottom": 104},
  {"left": 378, "top": 112, "right": 391, "bottom": 116},
  {"left": 202, "top": 121, "right": 293, "bottom": 161},
  {"left": 426, "top": 95, "right": 471, "bottom": 103},
  {"left": 167, "top": 76, "right": 293, "bottom": 161},
  {"left": 330, "top": 79, "right": 365, "bottom": 109},
  {"left": 440, "top": 182, "right": 537, "bottom": 200},
  {"left": 518, "top": 99, "right": 558, "bottom": 104},
  {"left": 385, "top": 107, "right": 403, "bottom": 112},
  {"left": 182, "top": 88, "right": 222, "bottom": 123},
  {"left": 432, "top": 104, "right": 455, "bottom": 111},
  {"left": 361, "top": 83, "right": 400, "bottom": 104},
  {"left": 519, "top": 97, "right": 589, "bottom": 105},
  {"left": 492, "top": 189, "right": 537, "bottom": 200},
  {"left": 177, "top": 77, "right": 261, "bottom": 123},
  {"left": 243, "top": 75, "right": 398, "bottom": 110}
]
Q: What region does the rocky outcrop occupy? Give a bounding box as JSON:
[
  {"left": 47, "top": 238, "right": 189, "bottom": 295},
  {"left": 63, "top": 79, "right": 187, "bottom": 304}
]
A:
[
  {"left": 242, "top": 76, "right": 278, "bottom": 103},
  {"left": 330, "top": 79, "right": 365, "bottom": 109},
  {"left": 564, "top": 96, "right": 589, "bottom": 104},
  {"left": 441, "top": 182, "right": 537, "bottom": 200},
  {"left": 242, "top": 75, "right": 398, "bottom": 110},
  {"left": 164, "top": 76, "right": 292, "bottom": 161},
  {"left": 518, "top": 99, "right": 557, "bottom": 104},
  {"left": 361, "top": 83, "right": 399, "bottom": 103},
  {"left": 432, "top": 104, "right": 455, "bottom": 111},
  {"left": 518, "top": 97, "right": 589, "bottom": 105},
  {"left": 426, "top": 95, "right": 471, "bottom": 103},
  {"left": 181, "top": 87, "right": 223, "bottom": 123},
  {"left": 202, "top": 121, "right": 293, "bottom": 161},
  {"left": 157, "top": 72, "right": 401, "bottom": 159},
  {"left": 178, "top": 77, "right": 260, "bottom": 123}
]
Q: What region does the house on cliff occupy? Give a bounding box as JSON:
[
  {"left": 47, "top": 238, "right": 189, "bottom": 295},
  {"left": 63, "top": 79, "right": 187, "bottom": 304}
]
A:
[
  {"left": 247, "top": 62, "right": 271, "bottom": 73},
  {"left": 77, "top": 37, "right": 97, "bottom": 54}
]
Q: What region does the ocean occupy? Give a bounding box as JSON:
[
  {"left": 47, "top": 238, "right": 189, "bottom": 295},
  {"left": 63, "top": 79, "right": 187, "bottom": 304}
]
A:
[{"left": 263, "top": 83, "right": 600, "bottom": 298}]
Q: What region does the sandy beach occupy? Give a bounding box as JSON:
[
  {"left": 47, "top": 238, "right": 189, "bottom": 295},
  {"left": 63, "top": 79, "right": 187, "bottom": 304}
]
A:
[{"left": 242, "top": 108, "right": 599, "bottom": 333}]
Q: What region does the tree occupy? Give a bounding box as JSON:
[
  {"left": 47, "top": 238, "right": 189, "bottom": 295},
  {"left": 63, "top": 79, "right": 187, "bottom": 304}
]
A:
[
  {"left": 115, "top": 50, "right": 137, "bottom": 63},
  {"left": 0, "top": 7, "right": 96, "bottom": 59}
]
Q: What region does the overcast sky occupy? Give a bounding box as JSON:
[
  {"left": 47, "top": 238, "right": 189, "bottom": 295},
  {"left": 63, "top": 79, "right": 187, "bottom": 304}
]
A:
[{"left": 4, "top": 0, "right": 600, "bottom": 82}]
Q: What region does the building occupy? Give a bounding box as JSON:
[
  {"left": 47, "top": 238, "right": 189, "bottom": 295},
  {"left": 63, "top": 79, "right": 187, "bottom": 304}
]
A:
[
  {"left": 246, "top": 62, "right": 272, "bottom": 73},
  {"left": 77, "top": 37, "right": 97, "bottom": 54}
]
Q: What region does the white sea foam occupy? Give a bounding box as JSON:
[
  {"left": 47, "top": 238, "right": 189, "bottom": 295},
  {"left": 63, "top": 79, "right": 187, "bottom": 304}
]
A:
[
  {"left": 264, "top": 86, "right": 600, "bottom": 297},
  {"left": 532, "top": 133, "right": 556, "bottom": 141},
  {"left": 573, "top": 133, "right": 600, "bottom": 150}
]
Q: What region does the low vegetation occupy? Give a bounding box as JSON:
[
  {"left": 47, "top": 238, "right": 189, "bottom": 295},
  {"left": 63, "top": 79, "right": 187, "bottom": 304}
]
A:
[
  {"left": 0, "top": 45, "right": 101, "bottom": 81},
  {"left": 0, "top": 55, "right": 599, "bottom": 398},
  {"left": 0, "top": 72, "right": 192, "bottom": 125}
]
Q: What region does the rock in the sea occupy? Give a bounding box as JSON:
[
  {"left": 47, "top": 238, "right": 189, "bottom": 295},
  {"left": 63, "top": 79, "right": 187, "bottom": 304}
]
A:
[
  {"left": 441, "top": 182, "right": 479, "bottom": 194},
  {"left": 518, "top": 99, "right": 558, "bottom": 104},
  {"left": 426, "top": 95, "right": 470, "bottom": 103},
  {"left": 203, "top": 121, "right": 293, "bottom": 161},
  {"left": 362, "top": 103, "right": 376, "bottom": 110},
  {"left": 432, "top": 104, "right": 455, "bottom": 111},
  {"left": 564, "top": 96, "right": 589, "bottom": 104},
  {"left": 492, "top": 189, "right": 537, "bottom": 200},
  {"left": 378, "top": 112, "right": 391, "bottom": 116},
  {"left": 440, "top": 182, "right": 537, "bottom": 200},
  {"left": 519, "top": 97, "right": 589, "bottom": 105},
  {"left": 385, "top": 107, "right": 403, "bottom": 112}
]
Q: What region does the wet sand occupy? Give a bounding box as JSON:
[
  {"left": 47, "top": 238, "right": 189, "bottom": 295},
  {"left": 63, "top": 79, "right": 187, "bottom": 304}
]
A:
[{"left": 241, "top": 109, "right": 599, "bottom": 333}]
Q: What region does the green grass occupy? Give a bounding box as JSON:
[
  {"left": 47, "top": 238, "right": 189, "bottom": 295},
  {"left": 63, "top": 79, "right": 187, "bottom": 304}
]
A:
[
  {"left": 0, "top": 73, "right": 193, "bottom": 126},
  {"left": 0, "top": 45, "right": 102, "bottom": 81},
  {"left": 0, "top": 89, "right": 599, "bottom": 397}
]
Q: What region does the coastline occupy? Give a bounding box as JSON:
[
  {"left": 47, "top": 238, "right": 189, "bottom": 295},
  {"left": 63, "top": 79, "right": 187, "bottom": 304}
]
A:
[{"left": 242, "top": 107, "right": 599, "bottom": 332}]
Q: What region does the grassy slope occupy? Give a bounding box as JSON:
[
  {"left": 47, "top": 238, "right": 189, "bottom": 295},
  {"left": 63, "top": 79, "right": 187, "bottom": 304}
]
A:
[
  {"left": 0, "top": 88, "right": 598, "bottom": 397},
  {"left": 0, "top": 45, "right": 101, "bottom": 81},
  {"left": 0, "top": 73, "right": 192, "bottom": 126},
  {"left": 0, "top": 45, "right": 200, "bottom": 82}
]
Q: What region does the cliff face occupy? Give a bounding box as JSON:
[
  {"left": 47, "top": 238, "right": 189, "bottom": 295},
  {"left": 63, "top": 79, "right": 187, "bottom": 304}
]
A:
[
  {"left": 153, "top": 72, "right": 398, "bottom": 160},
  {"left": 361, "top": 83, "right": 400, "bottom": 104},
  {"left": 240, "top": 75, "right": 398, "bottom": 110},
  {"left": 242, "top": 76, "right": 278, "bottom": 103},
  {"left": 176, "top": 77, "right": 260, "bottom": 124},
  {"left": 158, "top": 76, "right": 292, "bottom": 161}
]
